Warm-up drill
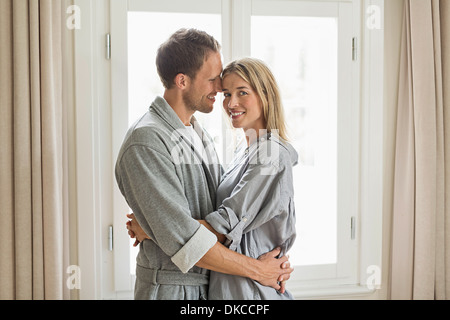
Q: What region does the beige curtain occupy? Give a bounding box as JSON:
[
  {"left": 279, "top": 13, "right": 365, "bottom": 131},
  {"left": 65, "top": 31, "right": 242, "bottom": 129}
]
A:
[
  {"left": 0, "top": 0, "right": 68, "bottom": 300},
  {"left": 391, "top": 0, "right": 450, "bottom": 300}
]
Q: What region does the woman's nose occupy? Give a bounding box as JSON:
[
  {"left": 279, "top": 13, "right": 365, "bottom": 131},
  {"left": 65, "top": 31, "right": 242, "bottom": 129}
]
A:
[{"left": 228, "top": 95, "right": 239, "bottom": 108}]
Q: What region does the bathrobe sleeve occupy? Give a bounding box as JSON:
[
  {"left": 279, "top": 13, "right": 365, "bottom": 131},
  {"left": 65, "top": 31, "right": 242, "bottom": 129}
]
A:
[
  {"left": 116, "top": 144, "right": 217, "bottom": 273},
  {"left": 205, "top": 151, "right": 293, "bottom": 251}
]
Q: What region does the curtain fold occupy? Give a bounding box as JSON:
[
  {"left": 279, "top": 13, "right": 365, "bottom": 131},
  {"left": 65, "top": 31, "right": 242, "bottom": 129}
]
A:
[
  {"left": 442, "top": 0, "right": 450, "bottom": 300},
  {"left": 0, "top": 0, "right": 67, "bottom": 300},
  {"left": 391, "top": 0, "right": 449, "bottom": 300}
]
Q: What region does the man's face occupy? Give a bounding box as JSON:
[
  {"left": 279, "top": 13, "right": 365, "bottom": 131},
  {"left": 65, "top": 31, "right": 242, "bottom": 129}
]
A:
[{"left": 182, "top": 51, "right": 223, "bottom": 114}]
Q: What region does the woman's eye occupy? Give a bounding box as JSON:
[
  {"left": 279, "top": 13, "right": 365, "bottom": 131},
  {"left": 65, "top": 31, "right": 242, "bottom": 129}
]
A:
[
  {"left": 239, "top": 91, "right": 248, "bottom": 96},
  {"left": 223, "top": 93, "right": 231, "bottom": 97}
]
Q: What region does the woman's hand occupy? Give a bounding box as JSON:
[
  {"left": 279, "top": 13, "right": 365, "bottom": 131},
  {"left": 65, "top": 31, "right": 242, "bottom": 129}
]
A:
[{"left": 126, "top": 213, "right": 151, "bottom": 247}]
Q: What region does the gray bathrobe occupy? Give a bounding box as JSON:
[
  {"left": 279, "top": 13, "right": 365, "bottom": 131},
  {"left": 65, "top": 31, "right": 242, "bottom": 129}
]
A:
[
  {"left": 115, "top": 96, "right": 223, "bottom": 300},
  {"left": 206, "top": 133, "right": 298, "bottom": 300}
]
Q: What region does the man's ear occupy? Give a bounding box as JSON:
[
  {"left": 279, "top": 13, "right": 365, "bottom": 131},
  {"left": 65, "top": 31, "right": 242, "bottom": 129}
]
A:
[{"left": 174, "top": 73, "right": 189, "bottom": 90}]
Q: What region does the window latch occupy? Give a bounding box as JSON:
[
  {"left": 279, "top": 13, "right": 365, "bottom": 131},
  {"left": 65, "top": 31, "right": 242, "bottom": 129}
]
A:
[
  {"left": 352, "top": 37, "right": 357, "bottom": 61},
  {"left": 351, "top": 217, "right": 356, "bottom": 240},
  {"left": 108, "top": 225, "right": 113, "bottom": 251}
]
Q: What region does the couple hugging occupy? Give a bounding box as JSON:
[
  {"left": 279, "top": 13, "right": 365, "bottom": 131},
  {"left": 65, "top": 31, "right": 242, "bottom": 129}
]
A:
[{"left": 115, "top": 28, "right": 298, "bottom": 300}]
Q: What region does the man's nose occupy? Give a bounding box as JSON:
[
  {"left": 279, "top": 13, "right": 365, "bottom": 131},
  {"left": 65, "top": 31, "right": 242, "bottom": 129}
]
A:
[{"left": 215, "top": 78, "right": 223, "bottom": 92}]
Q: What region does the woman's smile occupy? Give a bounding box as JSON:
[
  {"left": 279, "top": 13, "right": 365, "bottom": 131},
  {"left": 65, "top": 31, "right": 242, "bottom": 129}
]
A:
[{"left": 230, "top": 111, "right": 245, "bottom": 119}]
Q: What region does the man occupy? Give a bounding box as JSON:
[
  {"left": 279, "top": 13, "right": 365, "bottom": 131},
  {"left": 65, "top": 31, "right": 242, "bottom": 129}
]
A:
[{"left": 115, "top": 28, "right": 292, "bottom": 300}]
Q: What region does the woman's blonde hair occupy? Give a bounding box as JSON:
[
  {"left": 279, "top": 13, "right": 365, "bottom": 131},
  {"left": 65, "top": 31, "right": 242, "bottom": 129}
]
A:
[{"left": 222, "top": 57, "right": 288, "bottom": 141}]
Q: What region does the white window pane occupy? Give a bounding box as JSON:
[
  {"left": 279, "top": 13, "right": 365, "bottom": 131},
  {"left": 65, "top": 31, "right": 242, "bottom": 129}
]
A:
[
  {"left": 251, "top": 16, "right": 338, "bottom": 266},
  {"left": 127, "top": 11, "right": 222, "bottom": 274}
]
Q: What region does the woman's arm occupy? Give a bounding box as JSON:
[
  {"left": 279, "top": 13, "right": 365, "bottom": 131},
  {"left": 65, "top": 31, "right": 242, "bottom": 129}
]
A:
[
  {"left": 198, "top": 220, "right": 226, "bottom": 243},
  {"left": 126, "top": 213, "right": 150, "bottom": 246},
  {"left": 205, "top": 160, "right": 291, "bottom": 251},
  {"left": 126, "top": 213, "right": 225, "bottom": 245}
]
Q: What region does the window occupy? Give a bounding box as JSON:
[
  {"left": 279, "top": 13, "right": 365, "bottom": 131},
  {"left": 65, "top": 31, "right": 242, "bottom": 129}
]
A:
[{"left": 107, "top": 0, "right": 384, "bottom": 299}]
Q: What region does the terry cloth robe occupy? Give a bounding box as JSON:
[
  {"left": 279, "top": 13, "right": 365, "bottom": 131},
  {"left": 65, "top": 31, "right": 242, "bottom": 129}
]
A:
[
  {"left": 205, "top": 133, "right": 298, "bottom": 300},
  {"left": 115, "top": 96, "right": 223, "bottom": 300}
]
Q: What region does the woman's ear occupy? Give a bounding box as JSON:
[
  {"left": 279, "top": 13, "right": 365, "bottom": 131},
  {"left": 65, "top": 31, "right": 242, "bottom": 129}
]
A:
[{"left": 174, "top": 73, "right": 189, "bottom": 90}]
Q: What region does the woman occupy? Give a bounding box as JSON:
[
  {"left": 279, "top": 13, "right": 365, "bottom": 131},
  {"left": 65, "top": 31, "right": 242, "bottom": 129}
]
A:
[
  {"left": 128, "top": 58, "right": 298, "bottom": 300},
  {"left": 204, "top": 58, "right": 297, "bottom": 300}
]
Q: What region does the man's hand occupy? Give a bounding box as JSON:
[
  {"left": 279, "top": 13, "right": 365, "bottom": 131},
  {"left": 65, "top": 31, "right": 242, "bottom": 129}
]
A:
[
  {"left": 255, "top": 247, "right": 293, "bottom": 293},
  {"left": 126, "top": 213, "right": 150, "bottom": 246}
]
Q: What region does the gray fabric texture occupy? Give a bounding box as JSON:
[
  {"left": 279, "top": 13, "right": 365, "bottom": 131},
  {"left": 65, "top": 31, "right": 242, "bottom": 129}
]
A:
[
  {"left": 115, "top": 96, "right": 223, "bottom": 299},
  {"left": 206, "top": 133, "right": 298, "bottom": 300}
]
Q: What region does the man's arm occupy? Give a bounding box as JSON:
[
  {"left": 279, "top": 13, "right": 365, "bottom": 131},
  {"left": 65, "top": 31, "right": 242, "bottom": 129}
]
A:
[
  {"left": 126, "top": 215, "right": 225, "bottom": 245},
  {"left": 196, "top": 242, "right": 291, "bottom": 292},
  {"left": 127, "top": 214, "right": 292, "bottom": 292},
  {"left": 117, "top": 144, "right": 217, "bottom": 273}
]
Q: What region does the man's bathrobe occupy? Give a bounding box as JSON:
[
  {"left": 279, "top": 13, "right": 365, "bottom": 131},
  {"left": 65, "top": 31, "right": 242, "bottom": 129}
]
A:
[{"left": 115, "top": 96, "right": 223, "bottom": 300}]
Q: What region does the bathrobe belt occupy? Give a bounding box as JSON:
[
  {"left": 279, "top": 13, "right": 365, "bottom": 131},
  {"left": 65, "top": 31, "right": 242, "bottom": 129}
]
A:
[{"left": 136, "top": 265, "right": 209, "bottom": 286}]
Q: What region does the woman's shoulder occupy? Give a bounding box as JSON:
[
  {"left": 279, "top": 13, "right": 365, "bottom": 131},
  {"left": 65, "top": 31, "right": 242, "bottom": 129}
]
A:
[{"left": 252, "top": 133, "right": 298, "bottom": 169}]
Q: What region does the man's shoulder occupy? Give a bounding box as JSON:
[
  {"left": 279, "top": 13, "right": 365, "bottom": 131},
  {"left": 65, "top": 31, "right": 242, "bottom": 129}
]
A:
[
  {"left": 116, "top": 113, "right": 176, "bottom": 164},
  {"left": 125, "top": 112, "right": 175, "bottom": 146}
]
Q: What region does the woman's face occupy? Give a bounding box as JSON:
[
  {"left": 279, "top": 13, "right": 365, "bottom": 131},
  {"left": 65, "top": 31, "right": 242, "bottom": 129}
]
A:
[{"left": 222, "top": 73, "right": 266, "bottom": 134}]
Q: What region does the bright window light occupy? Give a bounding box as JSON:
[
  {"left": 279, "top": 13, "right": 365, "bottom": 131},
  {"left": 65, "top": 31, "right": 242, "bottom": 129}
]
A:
[{"left": 251, "top": 16, "right": 338, "bottom": 266}]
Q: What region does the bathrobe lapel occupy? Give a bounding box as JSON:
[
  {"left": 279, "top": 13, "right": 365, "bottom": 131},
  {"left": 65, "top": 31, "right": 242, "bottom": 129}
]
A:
[{"left": 150, "top": 96, "right": 222, "bottom": 209}]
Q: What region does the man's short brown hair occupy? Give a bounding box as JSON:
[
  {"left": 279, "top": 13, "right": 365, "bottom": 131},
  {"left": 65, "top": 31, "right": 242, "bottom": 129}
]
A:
[{"left": 156, "top": 28, "right": 221, "bottom": 89}]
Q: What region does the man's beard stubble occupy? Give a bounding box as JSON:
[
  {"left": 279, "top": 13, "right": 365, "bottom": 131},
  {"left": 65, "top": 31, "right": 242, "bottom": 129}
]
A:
[{"left": 182, "top": 90, "right": 213, "bottom": 115}]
